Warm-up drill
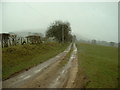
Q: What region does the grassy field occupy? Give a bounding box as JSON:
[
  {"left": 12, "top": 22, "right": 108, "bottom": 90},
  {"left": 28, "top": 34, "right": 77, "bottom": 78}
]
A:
[
  {"left": 2, "top": 42, "right": 69, "bottom": 80},
  {"left": 77, "top": 43, "right": 118, "bottom": 88}
]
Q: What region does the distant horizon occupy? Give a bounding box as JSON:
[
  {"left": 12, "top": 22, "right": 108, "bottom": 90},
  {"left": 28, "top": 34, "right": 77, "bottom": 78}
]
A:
[{"left": 0, "top": 30, "right": 118, "bottom": 43}]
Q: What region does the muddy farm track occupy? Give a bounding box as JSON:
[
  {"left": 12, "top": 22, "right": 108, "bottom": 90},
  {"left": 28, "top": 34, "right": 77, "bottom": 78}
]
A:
[{"left": 3, "top": 43, "right": 78, "bottom": 88}]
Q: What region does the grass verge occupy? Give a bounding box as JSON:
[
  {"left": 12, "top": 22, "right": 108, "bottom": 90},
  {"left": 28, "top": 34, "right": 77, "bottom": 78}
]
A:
[
  {"left": 2, "top": 42, "right": 69, "bottom": 80},
  {"left": 76, "top": 43, "right": 118, "bottom": 88}
]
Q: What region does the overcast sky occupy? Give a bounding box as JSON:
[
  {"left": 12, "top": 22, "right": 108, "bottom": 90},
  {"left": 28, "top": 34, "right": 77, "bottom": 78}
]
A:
[{"left": 1, "top": 2, "right": 118, "bottom": 42}]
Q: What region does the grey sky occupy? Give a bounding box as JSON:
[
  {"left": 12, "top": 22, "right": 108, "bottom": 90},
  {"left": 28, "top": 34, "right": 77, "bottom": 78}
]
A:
[{"left": 2, "top": 2, "right": 118, "bottom": 42}]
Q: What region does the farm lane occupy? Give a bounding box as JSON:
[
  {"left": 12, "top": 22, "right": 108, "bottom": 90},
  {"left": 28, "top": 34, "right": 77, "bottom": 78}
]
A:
[
  {"left": 2, "top": 43, "right": 72, "bottom": 88},
  {"left": 21, "top": 43, "right": 78, "bottom": 88}
]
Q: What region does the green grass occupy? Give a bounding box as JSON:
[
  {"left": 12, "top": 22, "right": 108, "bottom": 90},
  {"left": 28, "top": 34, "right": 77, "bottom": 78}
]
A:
[
  {"left": 2, "top": 42, "right": 69, "bottom": 80},
  {"left": 77, "top": 43, "right": 118, "bottom": 88}
]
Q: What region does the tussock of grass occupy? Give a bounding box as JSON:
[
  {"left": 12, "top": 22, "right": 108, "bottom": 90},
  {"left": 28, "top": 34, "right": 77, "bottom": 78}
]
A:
[
  {"left": 59, "top": 45, "right": 73, "bottom": 67},
  {"left": 77, "top": 43, "right": 118, "bottom": 88},
  {"left": 2, "top": 42, "right": 69, "bottom": 80}
]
